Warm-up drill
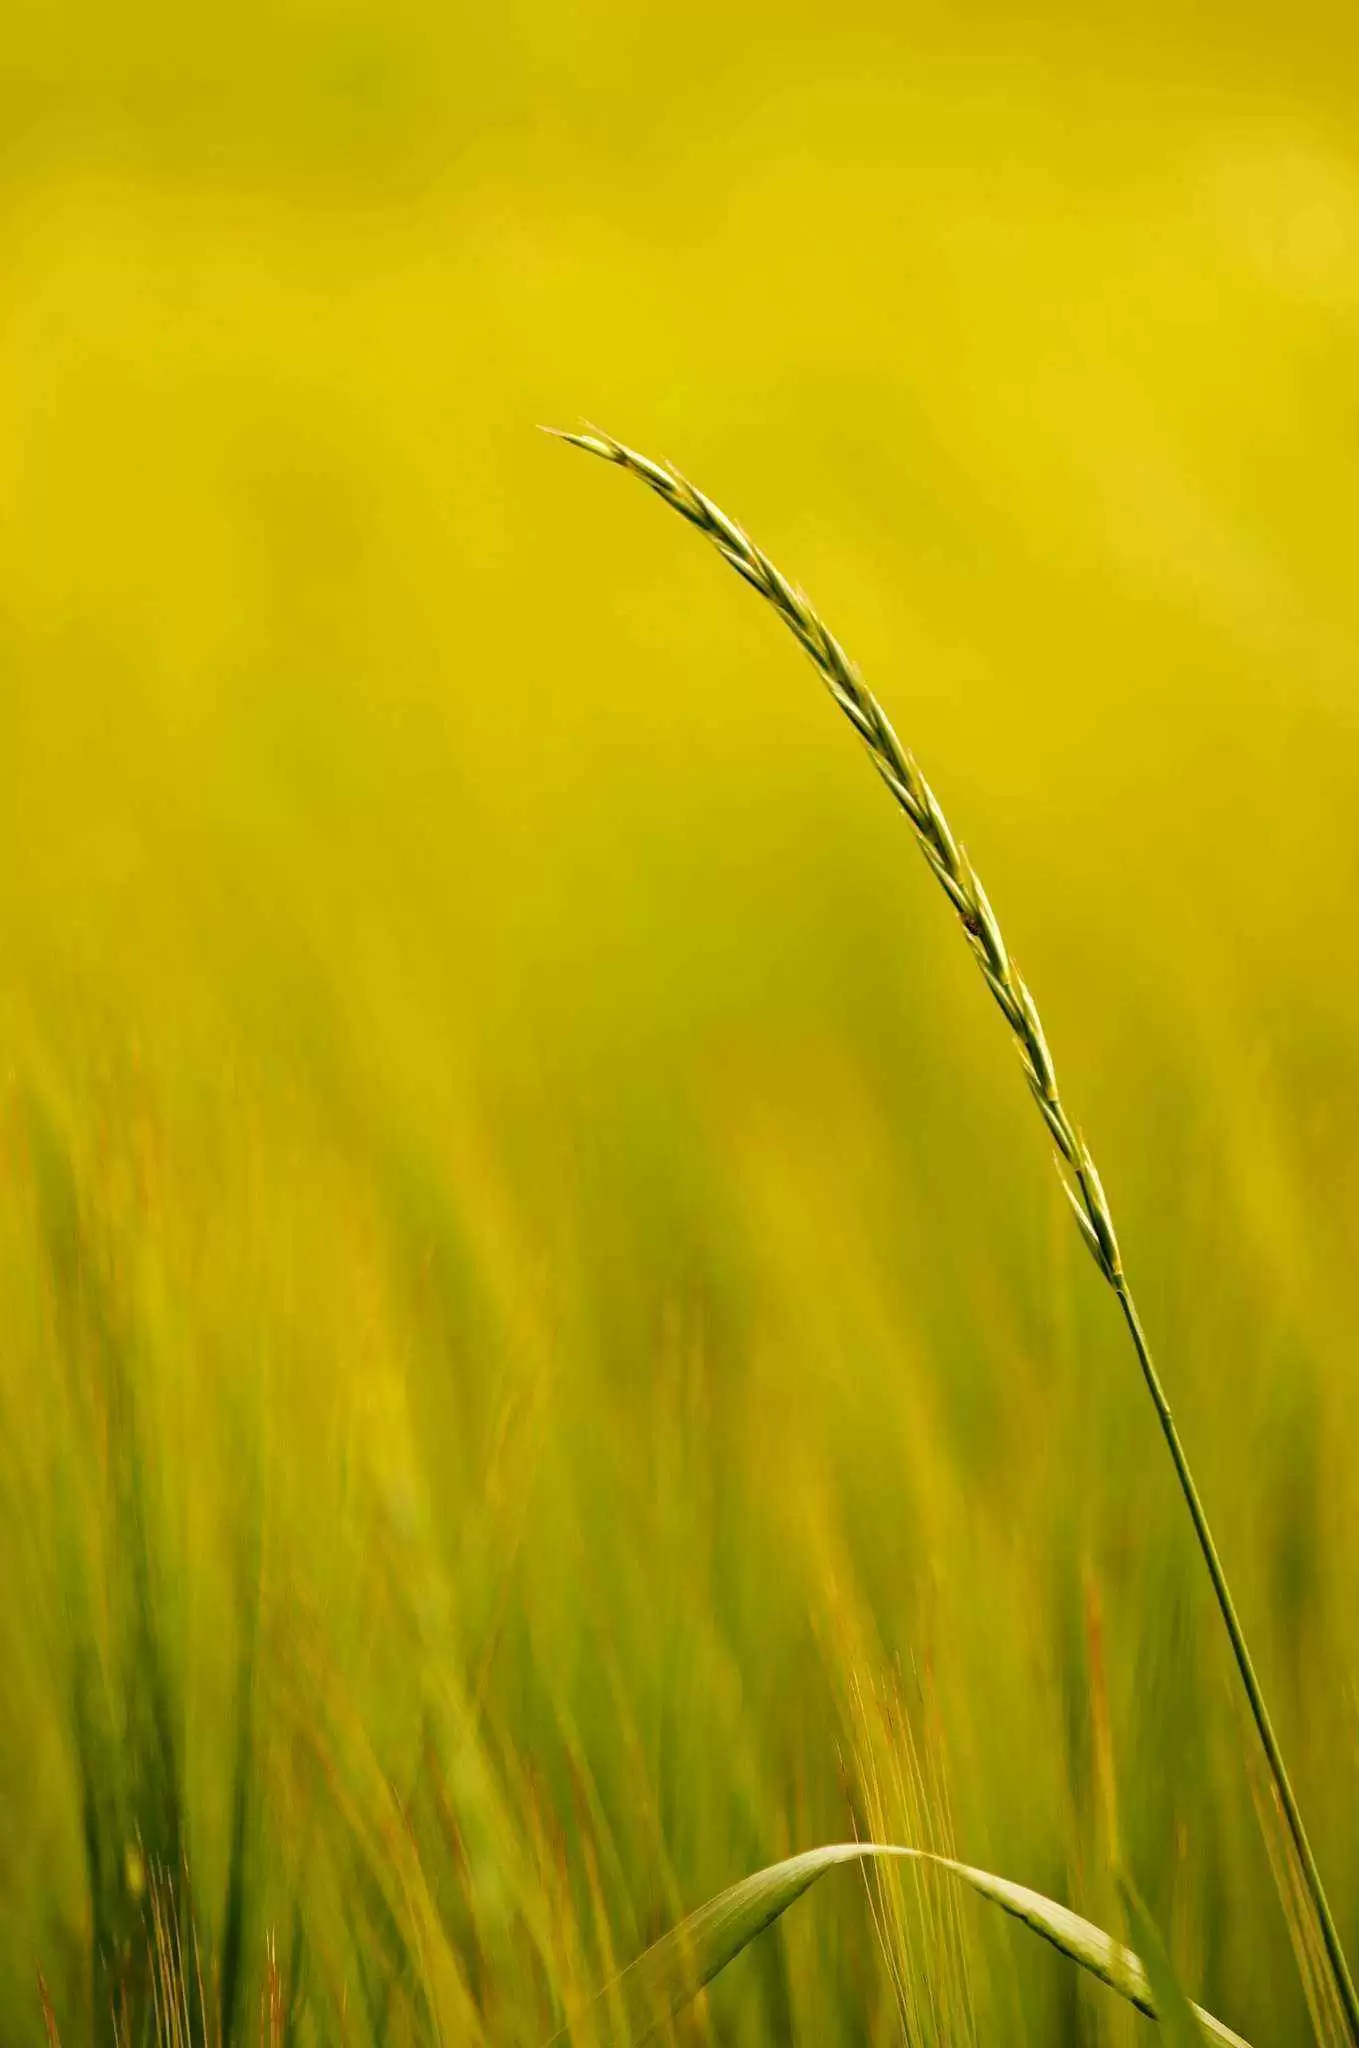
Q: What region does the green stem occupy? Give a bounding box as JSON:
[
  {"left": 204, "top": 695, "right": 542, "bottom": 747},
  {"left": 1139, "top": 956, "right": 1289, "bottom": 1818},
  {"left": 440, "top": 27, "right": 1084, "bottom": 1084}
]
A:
[
  {"left": 1113, "top": 1281, "right": 1359, "bottom": 2043},
  {"left": 556, "top": 424, "right": 1358, "bottom": 2038}
]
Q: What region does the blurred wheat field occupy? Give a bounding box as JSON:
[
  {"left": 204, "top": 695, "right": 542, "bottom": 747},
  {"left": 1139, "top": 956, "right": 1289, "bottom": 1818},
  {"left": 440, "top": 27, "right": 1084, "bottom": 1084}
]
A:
[{"left": 3, "top": 0, "right": 1359, "bottom": 2040}]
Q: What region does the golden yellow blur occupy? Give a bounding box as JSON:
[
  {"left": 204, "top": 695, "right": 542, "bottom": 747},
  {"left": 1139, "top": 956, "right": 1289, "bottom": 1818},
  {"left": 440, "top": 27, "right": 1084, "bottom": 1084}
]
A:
[{"left": 2, "top": 1, "right": 1359, "bottom": 2040}]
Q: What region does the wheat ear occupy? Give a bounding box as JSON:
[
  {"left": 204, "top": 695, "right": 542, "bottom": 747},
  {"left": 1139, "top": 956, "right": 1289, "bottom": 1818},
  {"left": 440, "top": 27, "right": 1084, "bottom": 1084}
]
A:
[{"left": 552, "top": 424, "right": 1359, "bottom": 2045}]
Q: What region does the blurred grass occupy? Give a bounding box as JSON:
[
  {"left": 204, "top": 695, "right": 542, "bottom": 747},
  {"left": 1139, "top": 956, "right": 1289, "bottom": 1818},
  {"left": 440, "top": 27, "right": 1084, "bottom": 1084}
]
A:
[{"left": 2, "top": 0, "right": 1359, "bottom": 2039}]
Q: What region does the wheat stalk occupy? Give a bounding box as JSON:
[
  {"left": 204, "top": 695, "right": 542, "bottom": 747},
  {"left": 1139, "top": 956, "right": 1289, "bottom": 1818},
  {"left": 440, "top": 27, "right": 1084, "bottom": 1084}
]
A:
[{"left": 552, "top": 423, "right": 1359, "bottom": 2046}]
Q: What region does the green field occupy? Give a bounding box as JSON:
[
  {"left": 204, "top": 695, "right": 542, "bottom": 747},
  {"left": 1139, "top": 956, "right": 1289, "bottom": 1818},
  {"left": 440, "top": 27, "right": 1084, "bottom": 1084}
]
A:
[{"left": 3, "top": 2, "right": 1359, "bottom": 2039}]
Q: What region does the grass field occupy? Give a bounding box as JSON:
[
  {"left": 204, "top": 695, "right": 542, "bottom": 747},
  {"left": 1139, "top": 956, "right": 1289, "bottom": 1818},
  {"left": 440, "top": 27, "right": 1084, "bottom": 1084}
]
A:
[{"left": 3, "top": 1, "right": 1359, "bottom": 2040}]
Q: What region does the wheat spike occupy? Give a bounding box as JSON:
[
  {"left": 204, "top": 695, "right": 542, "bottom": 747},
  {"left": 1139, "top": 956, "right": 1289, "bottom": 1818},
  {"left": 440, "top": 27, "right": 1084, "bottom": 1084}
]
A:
[{"left": 551, "top": 427, "right": 1119, "bottom": 1278}]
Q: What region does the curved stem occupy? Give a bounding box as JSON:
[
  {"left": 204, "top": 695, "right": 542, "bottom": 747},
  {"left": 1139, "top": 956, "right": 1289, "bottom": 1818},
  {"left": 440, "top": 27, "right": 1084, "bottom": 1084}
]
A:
[
  {"left": 1113, "top": 1280, "right": 1359, "bottom": 2043},
  {"left": 557, "top": 425, "right": 1359, "bottom": 2039}
]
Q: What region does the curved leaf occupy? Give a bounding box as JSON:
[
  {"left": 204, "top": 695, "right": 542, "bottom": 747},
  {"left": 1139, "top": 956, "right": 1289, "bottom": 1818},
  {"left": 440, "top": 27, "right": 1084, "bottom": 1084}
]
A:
[{"left": 548, "top": 1843, "right": 1249, "bottom": 2046}]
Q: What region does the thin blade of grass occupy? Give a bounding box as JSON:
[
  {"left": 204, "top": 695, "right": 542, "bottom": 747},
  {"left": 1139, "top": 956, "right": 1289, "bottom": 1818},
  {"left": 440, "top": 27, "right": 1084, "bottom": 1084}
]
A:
[
  {"left": 547, "top": 1843, "right": 1250, "bottom": 2046},
  {"left": 555, "top": 424, "right": 1359, "bottom": 2045}
]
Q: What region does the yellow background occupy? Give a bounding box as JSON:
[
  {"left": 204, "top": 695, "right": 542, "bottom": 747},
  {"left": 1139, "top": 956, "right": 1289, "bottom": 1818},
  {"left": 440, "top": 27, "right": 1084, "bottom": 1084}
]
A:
[{"left": 2, "top": 2, "right": 1358, "bottom": 2039}]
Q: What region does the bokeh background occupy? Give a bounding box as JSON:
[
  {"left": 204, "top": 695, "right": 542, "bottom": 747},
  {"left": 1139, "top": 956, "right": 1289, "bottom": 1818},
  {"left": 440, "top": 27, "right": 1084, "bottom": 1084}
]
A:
[{"left": 3, "top": 0, "right": 1359, "bottom": 2040}]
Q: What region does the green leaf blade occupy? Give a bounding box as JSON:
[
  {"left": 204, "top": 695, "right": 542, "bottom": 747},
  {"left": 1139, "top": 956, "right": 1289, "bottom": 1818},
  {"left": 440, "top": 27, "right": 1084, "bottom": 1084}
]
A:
[{"left": 548, "top": 1844, "right": 1250, "bottom": 2047}]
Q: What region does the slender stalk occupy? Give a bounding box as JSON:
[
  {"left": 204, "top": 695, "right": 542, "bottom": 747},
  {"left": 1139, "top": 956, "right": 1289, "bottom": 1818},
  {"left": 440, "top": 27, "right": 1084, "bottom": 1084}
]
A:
[
  {"left": 1113, "top": 1283, "right": 1359, "bottom": 2042},
  {"left": 553, "top": 424, "right": 1359, "bottom": 2044}
]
